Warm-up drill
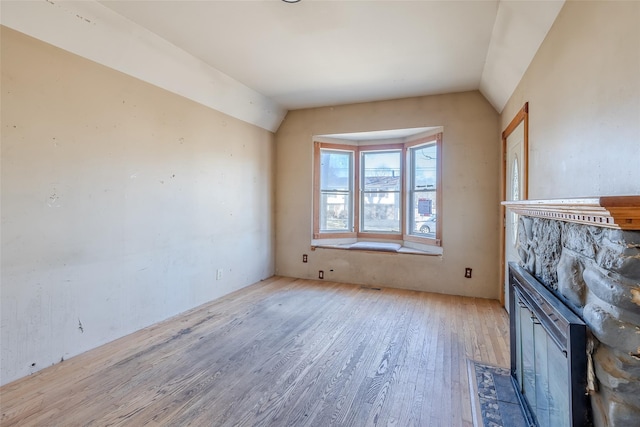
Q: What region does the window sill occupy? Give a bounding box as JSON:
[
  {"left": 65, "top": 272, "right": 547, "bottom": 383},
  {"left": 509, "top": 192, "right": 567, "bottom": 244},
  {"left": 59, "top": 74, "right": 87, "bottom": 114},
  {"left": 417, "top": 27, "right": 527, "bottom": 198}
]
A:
[{"left": 311, "top": 239, "right": 443, "bottom": 256}]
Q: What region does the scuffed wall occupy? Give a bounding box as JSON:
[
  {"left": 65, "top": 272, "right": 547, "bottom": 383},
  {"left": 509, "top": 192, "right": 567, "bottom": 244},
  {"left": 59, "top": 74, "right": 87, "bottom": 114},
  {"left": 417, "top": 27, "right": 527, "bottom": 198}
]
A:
[
  {"left": 1, "top": 27, "right": 275, "bottom": 385},
  {"left": 501, "top": 1, "right": 640, "bottom": 198},
  {"left": 275, "top": 92, "right": 500, "bottom": 298}
]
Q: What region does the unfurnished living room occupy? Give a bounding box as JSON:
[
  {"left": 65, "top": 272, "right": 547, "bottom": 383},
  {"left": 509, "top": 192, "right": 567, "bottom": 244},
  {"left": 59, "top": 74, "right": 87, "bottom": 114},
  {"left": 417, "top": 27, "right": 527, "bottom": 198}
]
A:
[{"left": 1, "top": 1, "right": 639, "bottom": 426}]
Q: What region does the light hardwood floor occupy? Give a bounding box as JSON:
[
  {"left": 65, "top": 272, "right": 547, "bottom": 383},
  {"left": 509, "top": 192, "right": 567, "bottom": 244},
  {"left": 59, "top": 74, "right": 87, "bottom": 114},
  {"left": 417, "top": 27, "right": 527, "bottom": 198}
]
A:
[{"left": 0, "top": 277, "right": 509, "bottom": 426}]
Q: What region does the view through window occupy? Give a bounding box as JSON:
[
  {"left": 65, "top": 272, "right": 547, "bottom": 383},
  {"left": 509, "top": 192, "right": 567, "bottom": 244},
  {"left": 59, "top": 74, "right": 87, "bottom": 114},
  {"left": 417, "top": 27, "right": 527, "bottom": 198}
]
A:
[{"left": 313, "top": 129, "right": 442, "bottom": 246}]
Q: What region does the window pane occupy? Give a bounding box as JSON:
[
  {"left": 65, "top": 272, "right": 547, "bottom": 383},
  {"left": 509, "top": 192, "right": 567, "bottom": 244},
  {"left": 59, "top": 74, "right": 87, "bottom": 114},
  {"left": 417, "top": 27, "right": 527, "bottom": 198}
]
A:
[
  {"left": 410, "top": 191, "right": 437, "bottom": 236},
  {"left": 412, "top": 144, "right": 437, "bottom": 191},
  {"left": 361, "top": 191, "right": 400, "bottom": 233},
  {"left": 409, "top": 142, "right": 438, "bottom": 238},
  {"left": 362, "top": 151, "right": 401, "bottom": 192},
  {"left": 318, "top": 148, "right": 353, "bottom": 234},
  {"left": 320, "top": 192, "right": 351, "bottom": 232},
  {"left": 320, "top": 150, "right": 351, "bottom": 191}
]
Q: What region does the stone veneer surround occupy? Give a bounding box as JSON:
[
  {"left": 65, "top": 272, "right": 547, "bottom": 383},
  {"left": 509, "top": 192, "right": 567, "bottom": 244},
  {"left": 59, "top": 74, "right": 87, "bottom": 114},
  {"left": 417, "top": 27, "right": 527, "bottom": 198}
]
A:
[{"left": 503, "top": 197, "right": 640, "bottom": 427}]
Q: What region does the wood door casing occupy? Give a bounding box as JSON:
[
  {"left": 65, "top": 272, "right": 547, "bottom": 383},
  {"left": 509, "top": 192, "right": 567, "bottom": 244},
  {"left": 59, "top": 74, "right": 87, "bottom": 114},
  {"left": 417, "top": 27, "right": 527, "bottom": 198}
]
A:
[{"left": 500, "top": 103, "right": 528, "bottom": 308}]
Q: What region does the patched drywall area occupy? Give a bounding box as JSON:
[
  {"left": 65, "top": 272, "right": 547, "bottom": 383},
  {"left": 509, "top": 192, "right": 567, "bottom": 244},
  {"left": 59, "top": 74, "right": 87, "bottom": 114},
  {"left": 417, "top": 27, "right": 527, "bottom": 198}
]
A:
[
  {"left": 501, "top": 1, "right": 640, "bottom": 198},
  {"left": 275, "top": 92, "right": 500, "bottom": 298},
  {"left": 0, "top": 27, "right": 275, "bottom": 385}
]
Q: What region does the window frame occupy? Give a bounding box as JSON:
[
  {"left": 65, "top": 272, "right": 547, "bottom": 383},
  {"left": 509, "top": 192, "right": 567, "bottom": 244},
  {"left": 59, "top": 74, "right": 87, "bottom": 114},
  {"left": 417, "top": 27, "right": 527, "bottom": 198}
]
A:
[
  {"left": 358, "top": 144, "right": 405, "bottom": 239},
  {"left": 313, "top": 142, "right": 357, "bottom": 239},
  {"left": 404, "top": 133, "right": 442, "bottom": 246},
  {"left": 313, "top": 132, "right": 442, "bottom": 246}
]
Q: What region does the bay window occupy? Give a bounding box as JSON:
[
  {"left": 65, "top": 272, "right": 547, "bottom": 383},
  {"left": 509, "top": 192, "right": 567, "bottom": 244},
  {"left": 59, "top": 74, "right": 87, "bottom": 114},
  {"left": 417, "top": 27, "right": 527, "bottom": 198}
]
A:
[{"left": 313, "top": 132, "right": 442, "bottom": 246}]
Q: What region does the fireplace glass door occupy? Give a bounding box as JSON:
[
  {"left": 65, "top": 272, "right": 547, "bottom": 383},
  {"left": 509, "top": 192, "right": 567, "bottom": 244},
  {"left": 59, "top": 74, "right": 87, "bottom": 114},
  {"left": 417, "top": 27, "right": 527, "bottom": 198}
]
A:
[
  {"left": 509, "top": 263, "right": 588, "bottom": 427},
  {"left": 514, "top": 291, "right": 570, "bottom": 427}
]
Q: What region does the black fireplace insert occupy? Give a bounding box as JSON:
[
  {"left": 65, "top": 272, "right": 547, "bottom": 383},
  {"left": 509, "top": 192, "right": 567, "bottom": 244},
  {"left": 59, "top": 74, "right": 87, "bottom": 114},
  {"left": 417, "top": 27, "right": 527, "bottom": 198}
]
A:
[{"left": 508, "top": 262, "right": 590, "bottom": 427}]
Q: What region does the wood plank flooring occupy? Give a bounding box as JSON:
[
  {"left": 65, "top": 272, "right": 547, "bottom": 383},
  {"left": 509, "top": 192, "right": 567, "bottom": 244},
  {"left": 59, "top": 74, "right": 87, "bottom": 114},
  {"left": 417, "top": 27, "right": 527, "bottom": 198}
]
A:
[{"left": 0, "top": 277, "right": 510, "bottom": 426}]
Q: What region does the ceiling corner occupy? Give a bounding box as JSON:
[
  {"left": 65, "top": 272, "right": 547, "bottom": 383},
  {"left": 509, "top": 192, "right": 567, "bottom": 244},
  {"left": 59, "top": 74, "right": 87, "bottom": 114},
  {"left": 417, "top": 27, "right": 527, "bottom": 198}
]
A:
[
  {"left": 479, "top": 0, "right": 565, "bottom": 114},
  {"left": 0, "top": 0, "right": 285, "bottom": 132}
]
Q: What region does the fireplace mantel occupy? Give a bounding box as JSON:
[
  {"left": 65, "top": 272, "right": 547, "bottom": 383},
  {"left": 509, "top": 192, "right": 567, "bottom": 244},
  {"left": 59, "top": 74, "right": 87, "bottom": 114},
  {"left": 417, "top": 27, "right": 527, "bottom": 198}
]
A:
[{"left": 502, "top": 196, "right": 640, "bottom": 230}]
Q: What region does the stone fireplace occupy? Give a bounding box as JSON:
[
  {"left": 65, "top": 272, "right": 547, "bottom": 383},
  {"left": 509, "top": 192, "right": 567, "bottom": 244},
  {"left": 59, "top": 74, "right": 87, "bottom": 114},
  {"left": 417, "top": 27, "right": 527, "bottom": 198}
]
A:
[{"left": 503, "top": 197, "right": 640, "bottom": 427}]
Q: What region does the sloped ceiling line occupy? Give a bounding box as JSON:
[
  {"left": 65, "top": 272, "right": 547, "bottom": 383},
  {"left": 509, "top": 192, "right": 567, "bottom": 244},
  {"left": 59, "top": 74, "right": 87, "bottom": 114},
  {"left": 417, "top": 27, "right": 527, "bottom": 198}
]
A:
[
  {"left": 480, "top": 0, "right": 565, "bottom": 111},
  {"left": 1, "top": 0, "right": 564, "bottom": 133},
  {"left": 0, "top": 0, "right": 286, "bottom": 132}
]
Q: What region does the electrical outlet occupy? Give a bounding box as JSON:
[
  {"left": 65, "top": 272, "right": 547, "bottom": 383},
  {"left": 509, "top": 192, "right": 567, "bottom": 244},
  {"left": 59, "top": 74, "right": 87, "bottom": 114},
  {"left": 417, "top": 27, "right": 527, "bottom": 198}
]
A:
[
  {"left": 303, "top": 254, "right": 308, "bottom": 263},
  {"left": 319, "top": 270, "right": 324, "bottom": 279},
  {"left": 216, "top": 269, "right": 223, "bottom": 280},
  {"left": 465, "top": 268, "right": 472, "bottom": 278}
]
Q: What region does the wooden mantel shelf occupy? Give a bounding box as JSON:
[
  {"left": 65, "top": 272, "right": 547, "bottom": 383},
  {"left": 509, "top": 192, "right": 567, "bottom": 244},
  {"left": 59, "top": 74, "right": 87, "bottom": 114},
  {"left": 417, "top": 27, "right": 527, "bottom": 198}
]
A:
[{"left": 502, "top": 196, "right": 640, "bottom": 230}]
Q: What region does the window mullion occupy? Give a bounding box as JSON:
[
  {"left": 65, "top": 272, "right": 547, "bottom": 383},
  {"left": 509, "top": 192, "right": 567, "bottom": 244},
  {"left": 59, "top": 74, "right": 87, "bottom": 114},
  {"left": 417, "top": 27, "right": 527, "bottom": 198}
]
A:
[{"left": 354, "top": 147, "right": 360, "bottom": 233}]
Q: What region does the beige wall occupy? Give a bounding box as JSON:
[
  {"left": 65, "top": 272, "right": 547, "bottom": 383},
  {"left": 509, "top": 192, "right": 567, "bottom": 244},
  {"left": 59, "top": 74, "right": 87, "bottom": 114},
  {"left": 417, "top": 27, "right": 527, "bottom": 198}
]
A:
[
  {"left": 1, "top": 27, "right": 275, "bottom": 385},
  {"left": 275, "top": 92, "right": 500, "bottom": 298},
  {"left": 501, "top": 1, "right": 640, "bottom": 198}
]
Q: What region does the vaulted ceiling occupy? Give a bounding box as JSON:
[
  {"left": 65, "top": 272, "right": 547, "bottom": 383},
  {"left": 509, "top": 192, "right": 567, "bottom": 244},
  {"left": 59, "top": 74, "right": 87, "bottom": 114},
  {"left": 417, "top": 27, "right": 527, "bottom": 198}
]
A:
[{"left": 1, "top": 0, "right": 564, "bottom": 132}]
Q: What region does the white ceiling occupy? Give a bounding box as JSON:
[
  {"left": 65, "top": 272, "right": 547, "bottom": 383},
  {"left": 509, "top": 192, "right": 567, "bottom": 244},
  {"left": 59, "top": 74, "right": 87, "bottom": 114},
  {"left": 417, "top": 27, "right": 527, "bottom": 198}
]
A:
[
  {"left": 100, "top": 0, "right": 497, "bottom": 110},
  {"left": 321, "top": 127, "right": 439, "bottom": 142},
  {"left": 1, "top": 0, "right": 564, "bottom": 131}
]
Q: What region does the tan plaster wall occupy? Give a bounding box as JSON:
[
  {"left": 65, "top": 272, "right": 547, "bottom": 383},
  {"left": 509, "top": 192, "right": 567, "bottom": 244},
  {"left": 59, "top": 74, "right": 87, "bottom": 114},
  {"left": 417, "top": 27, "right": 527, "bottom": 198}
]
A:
[
  {"left": 1, "top": 27, "right": 275, "bottom": 385},
  {"left": 501, "top": 1, "right": 640, "bottom": 198},
  {"left": 275, "top": 92, "right": 500, "bottom": 298}
]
